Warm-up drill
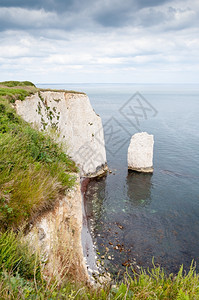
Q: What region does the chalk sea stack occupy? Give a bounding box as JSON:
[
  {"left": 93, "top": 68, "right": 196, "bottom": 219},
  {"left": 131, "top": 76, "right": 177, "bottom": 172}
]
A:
[{"left": 128, "top": 132, "right": 154, "bottom": 173}]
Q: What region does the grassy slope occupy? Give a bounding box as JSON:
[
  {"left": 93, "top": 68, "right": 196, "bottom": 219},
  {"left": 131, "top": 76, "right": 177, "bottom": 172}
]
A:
[
  {"left": 0, "top": 81, "right": 78, "bottom": 230},
  {"left": 0, "top": 81, "right": 199, "bottom": 299}
]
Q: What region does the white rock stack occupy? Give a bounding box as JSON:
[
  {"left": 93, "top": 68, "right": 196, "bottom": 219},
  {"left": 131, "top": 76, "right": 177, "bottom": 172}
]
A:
[{"left": 128, "top": 132, "right": 154, "bottom": 173}]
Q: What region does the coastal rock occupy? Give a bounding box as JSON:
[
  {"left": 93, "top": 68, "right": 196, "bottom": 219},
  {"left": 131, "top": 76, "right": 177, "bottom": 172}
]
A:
[
  {"left": 128, "top": 132, "right": 154, "bottom": 173},
  {"left": 15, "top": 91, "right": 107, "bottom": 177},
  {"left": 26, "top": 175, "right": 89, "bottom": 283}
]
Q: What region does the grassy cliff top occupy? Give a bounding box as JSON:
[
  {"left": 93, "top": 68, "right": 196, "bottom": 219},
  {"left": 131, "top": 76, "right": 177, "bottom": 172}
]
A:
[
  {"left": 0, "top": 81, "right": 78, "bottom": 231},
  {"left": 0, "top": 81, "right": 85, "bottom": 103},
  {"left": 0, "top": 81, "right": 36, "bottom": 88}
]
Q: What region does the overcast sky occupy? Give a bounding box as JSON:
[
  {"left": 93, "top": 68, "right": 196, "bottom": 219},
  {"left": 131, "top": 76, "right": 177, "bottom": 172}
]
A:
[{"left": 0, "top": 0, "right": 199, "bottom": 83}]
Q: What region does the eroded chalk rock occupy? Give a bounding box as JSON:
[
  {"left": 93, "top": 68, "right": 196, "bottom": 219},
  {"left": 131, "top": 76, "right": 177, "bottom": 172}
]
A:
[
  {"left": 26, "top": 175, "right": 89, "bottom": 283},
  {"left": 128, "top": 132, "right": 154, "bottom": 173},
  {"left": 15, "top": 91, "right": 107, "bottom": 177}
]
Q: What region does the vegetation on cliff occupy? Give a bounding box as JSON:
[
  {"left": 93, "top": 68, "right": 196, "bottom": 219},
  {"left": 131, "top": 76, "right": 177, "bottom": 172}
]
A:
[
  {"left": 0, "top": 81, "right": 199, "bottom": 299},
  {"left": 1, "top": 231, "right": 199, "bottom": 299},
  {"left": 0, "top": 81, "right": 85, "bottom": 104},
  {"left": 0, "top": 81, "right": 77, "bottom": 230}
]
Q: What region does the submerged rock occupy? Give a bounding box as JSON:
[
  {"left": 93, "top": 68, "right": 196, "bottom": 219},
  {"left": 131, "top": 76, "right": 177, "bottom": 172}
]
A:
[{"left": 128, "top": 132, "right": 154, "bottom": 173}]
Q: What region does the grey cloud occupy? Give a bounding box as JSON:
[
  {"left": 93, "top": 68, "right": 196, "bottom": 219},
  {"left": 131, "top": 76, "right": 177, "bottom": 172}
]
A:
[
  {"left": 0, "top": 0, "right": 96, "bottom": 14},
  {"left": 0, "top": 0, "right": 198, "bottom": 34},
  {"left": 0, "top": 0, "right": 75, "bottom": 12},
  {"left": 93, "top": 0, "right": 173, "bottom": 28},
  {"left": 95, "top": 8, "right": 130, "bottom": 27},
  {"left": 93, "top": 1, "right": 136, "bottom": 27},
  {"left": 0, "top": 0, "right": 172, "bottom": 11},
  {"left": 95, "top": 1, "right": 198, "bottom": 31},
  {"left": 136, "top": 8, "right": 168, "bottom": 27},
  {"left": 0, "top": 8, "right": 60, "bottom": 32},
  {"left": 0, "top": 0, "right": 96, "bottom": 33},
  {"left": 0, "top": 6, "right": 91, "bottom": 33},
  {"left": 140, "top": 6, "right": 198, "bottom": 31},
  {"left": 135, "top": 0, "right": 172, "bottom": 8}
]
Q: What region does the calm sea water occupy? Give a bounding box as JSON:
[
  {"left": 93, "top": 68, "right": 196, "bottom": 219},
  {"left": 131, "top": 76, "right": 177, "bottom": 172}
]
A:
[{"left": 38, "top": 83, "right": 199, "bottom": 277}]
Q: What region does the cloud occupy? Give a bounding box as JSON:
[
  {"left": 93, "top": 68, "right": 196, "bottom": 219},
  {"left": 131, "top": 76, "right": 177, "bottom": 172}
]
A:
[
  {"left": 0, "top": 0, "right": 199, "bottom": 83},
  {"left": 0, "top": 0, "right": 77, "bottom": 12},
  {"left": 0, "top": 0, "right": 198, "bottom": 32},
  {"left": 135, "top": 0, "right": 172, "bottom": 8},
  {"left": 0, "top": 7, "right": 59, "bottom": 31},
  {"left": 0, "top": 45, "right": 29, "bottom": 58}
]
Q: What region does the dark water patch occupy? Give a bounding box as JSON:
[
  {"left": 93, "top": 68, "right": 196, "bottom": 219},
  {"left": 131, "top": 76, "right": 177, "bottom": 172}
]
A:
[{"left": 84, "top": 172, "right": 199, "bottom": 278}]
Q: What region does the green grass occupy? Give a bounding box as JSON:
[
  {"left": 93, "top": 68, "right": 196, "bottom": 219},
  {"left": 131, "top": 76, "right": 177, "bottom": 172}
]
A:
[
  {"left": 39, "top": 88, "right": 86, "bottom": 94},
  {"left": 0, "top": 87, "right": 35, "bottom": 102},
  {"left": 0, "top": 232, "right": 199, "bottom": 300},
  {"left": 0, "top": 231, "right": 41, "bottom": 280},
  {"left": 0, "top": 94, "right": 78, "bottom": 230},
  {"left": 0, "top": 81, "right": 85, "bottom": 104},
  {"left": 0, "top": 81, "right": 36, "bottom": 88},
  {"left": 0, "top": 81, "right": 38, "bottom": 103}
]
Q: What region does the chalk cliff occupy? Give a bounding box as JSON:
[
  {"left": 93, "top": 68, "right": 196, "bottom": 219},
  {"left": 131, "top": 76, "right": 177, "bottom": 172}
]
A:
[
  {"left": 15, "top": 91, "right": 107, "bottom": 177},
  {"left": 26, "top": 175, "right": 89, "bottom": 283}
]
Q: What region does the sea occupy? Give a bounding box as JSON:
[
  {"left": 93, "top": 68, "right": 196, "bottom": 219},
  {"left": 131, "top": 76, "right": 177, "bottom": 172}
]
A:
[{"left": 38, "top": 83, "right": 199, "bottom": 277}]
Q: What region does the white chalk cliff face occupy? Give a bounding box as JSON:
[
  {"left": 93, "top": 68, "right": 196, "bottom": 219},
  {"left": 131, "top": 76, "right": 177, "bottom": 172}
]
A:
[
  {"left": 128, "top": 132, "right": 154, "bottom": 173},
  {"left": 26, "top": 175, "right": 89, "bottom": 283},
  {"left": 15, "top": 91, "right": 107, "bottom": 177}
]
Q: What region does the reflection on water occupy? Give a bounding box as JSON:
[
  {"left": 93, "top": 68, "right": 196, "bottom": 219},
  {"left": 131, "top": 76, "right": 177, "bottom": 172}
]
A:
[
  {"left": 84, "top": 167, "right": 199, "bottom": 278},
  {"left": 84, "top": 176, "right": 106, "bottom": 227},
  {"left": 84, "top": 172, "right": 155, "bottom": 278},
  {"left": 126, "top": 171, "right": 152, "bottom": 207}
]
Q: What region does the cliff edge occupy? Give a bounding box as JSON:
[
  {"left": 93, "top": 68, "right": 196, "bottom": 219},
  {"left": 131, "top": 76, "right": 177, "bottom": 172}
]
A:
[{"left": 15, "top": 91, "right": 107, "bottom": 177}]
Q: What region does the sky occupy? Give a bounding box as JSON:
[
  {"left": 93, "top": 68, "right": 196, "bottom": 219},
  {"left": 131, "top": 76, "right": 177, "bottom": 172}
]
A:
[{"left": 0, "top": 0, "right": 199, "bottom": 84}]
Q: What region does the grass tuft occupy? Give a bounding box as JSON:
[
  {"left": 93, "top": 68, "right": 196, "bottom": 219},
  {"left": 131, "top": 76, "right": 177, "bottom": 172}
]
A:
[
  {"left": 0, "top": 230, "right": 41, "bottom": 280},
  {"left": 0, "top": 248, "right": 199, "bottom": 299}
]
